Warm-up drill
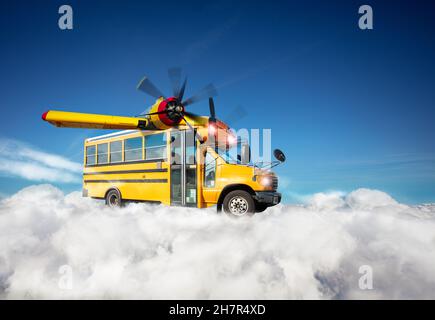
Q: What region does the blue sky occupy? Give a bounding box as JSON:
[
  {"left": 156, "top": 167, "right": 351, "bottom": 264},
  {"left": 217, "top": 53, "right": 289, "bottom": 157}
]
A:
[{"left": 0, "top": 0, "right": 434, "bottom": 203}]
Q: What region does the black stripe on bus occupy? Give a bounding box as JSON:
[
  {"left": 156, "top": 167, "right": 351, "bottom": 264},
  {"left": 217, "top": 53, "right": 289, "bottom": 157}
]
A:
[
  {"left": 85, "top": 158, "right": 166, "bottom": 168},
  {"left": 83, "top": 168, "right": 168, "bottom": 175},
  {"left": 84, "top": 179, "right": 168, "bottom": 183}
]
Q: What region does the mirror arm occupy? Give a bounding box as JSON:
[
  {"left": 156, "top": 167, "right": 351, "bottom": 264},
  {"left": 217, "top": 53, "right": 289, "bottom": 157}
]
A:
[{"left": 270, "top": 160, "right": 282, "bottom": 168}]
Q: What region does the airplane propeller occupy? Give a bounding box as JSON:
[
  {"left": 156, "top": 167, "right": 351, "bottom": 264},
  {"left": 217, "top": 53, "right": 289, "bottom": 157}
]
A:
[
  {"left": 137, "top": 68, "right": 217, "bottom": 117},
  {"left": 136, "top": 68, "right": 220, "bottom": 143}
]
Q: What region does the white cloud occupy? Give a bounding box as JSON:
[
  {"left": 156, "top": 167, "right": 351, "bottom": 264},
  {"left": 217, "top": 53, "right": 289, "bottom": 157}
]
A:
[
  {"left": 345, "top": 188, "right": 399, "bottom": 210},
  {"left": 0, "top": 138, "right": 81, "bottom": 183},
  {"left": 308, "top": 191, "right": 346, "bottom": 211},
  {"left": 0, "top": 185, "right": 434, "bottom": 299}
]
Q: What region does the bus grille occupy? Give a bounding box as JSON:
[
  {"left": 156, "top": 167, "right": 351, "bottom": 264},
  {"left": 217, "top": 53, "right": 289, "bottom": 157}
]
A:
[{"left": 272, "top": 176, "right": 278, "bottom": 191}]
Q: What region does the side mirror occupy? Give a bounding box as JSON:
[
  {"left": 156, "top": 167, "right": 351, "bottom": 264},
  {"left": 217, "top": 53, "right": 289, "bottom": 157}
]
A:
[{"left": 273, "top": 149, "right": 286, "bottom": 162}]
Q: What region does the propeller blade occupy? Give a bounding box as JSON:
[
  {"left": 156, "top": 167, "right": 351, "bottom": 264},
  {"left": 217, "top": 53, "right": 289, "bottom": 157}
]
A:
[
  {"left": 223, "top": 105, "right": 247, "bottom": 127},
  {"left": 209, "top": 97, "right": 216, "bottom": 120},
  {"left": 178, "top": 77, "right": 187, "bottom": 101},
  {"left": 137, "top": 76, "right": 165, "bottom": 99},
  {"left": 168, "top": 67, "right": 182, "bottom": 97},
  {"left": 182, "top": 83, "right": 217, "bottom": 106}
]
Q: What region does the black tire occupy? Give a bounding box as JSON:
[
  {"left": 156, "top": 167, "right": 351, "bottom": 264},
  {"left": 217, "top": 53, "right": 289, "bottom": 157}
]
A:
[
  {"left": 222, "top": 190, "right": 255, "bottom": 217},
  {"left": 255, "top": 203, "right": 268, "bottom": 213},
  {"left": 105, "top": 189, "right": 122, "bottom": 208}
]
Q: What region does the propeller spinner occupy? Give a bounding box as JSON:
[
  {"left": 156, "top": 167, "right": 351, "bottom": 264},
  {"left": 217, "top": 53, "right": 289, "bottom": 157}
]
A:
[{"left": 137, "top": 69, "right": 217, "bottom": 129}]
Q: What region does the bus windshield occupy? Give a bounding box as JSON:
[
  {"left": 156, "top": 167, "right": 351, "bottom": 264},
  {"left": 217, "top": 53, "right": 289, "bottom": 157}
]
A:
[
  {"left": 214, "top": 138, "right": 250, "bottom": 165},
  {"left": 216, "top": 146, "right": 240, "bottom": 164}
]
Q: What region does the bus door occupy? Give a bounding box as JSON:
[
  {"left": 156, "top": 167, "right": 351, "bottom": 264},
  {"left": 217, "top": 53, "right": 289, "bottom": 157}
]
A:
[{"left": 170, "top": 130, "right": 197, "bottom": 207}]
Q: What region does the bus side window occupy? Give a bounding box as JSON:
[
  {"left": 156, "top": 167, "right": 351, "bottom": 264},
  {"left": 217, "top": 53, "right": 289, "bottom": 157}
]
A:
[
  {"left": 204, "top": 151, "right": 216, "bottom": 188},
  {"left": 97, "top": 143, "right": 108, "bottom": 164},
  {"left": 110, "top": 140, "right": 122, "bottom": 163},
  {"left": 86, "top": 145, "right": 96, "bottom": 165},
  {"left": 145, "top": 133, "right": 166, "bottom": 160},
  {"left": 125, "top": 137, "right": 143, "bottom": 161}
]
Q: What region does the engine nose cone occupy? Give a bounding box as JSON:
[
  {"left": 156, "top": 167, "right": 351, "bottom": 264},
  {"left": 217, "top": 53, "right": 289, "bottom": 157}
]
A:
[{"left": 157, "top": 97, "right": 183, "bottom": 126}]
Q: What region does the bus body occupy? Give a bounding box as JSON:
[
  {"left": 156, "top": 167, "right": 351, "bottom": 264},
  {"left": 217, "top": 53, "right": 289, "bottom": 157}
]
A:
[{"left": 82, "top": 123, "right": 281, "bottom": 214}]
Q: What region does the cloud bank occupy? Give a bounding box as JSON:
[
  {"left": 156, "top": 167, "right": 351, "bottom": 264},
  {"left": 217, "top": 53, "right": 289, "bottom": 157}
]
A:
[
  {"left": 0, "top": 185, "right": 434, "bottom": 299},
  {"left": 0, "top": 138, "right": 81, "bottom": 183}
]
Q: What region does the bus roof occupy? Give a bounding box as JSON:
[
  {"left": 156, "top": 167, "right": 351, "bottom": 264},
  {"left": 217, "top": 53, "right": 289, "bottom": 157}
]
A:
[{"left": 85, "top": 130, "right": 138, "bottom": 142}]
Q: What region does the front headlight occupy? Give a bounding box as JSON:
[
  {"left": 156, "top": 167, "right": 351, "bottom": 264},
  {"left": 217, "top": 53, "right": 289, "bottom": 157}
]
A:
[{"left": 258, "top": 175, "right": 272, "bottom": 187}]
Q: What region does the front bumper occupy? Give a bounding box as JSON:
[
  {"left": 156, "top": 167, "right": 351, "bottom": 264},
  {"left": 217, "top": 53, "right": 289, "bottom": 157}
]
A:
[{"left": 253, "top": 191, "right": 281, "bottom": 206}]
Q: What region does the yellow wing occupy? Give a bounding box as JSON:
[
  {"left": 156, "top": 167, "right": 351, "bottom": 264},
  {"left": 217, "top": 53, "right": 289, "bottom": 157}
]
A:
[{"left": 41, "top": 110, "right": 149, "bottom": 130}]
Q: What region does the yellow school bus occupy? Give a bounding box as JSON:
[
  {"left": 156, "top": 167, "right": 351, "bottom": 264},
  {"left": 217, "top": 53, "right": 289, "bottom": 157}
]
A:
[{"left": 82, "top": 121, "right": 282, "bottom": 216}]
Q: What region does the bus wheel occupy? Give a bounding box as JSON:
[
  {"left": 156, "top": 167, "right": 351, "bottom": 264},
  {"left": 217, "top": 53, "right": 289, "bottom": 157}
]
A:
[
  {"left": 105, "top": 189, "right": 122, "bottom": 208},
  {"left": 223, "top": 190, "right": 255, "bottom": 217}
]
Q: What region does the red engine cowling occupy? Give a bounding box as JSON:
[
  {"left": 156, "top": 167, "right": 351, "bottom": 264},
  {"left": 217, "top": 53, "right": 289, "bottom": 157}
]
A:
[{"left": 157, "top": 97, "right": 184, "bottom": 126}]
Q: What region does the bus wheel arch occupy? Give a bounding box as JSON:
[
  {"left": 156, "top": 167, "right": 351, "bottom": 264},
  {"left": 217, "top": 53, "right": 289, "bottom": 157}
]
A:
[
  {"left": 105, "top": 187, "right": 123, "bottom": 208},
  {"left": 217, "top": 184, "right": 256, "bottom": 216}
]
